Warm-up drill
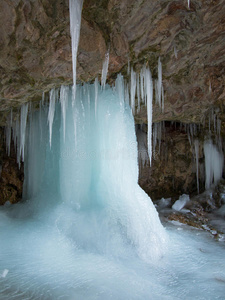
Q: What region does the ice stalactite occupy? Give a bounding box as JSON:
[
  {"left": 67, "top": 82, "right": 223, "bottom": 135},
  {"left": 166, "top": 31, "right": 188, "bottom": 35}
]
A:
[
  {"left": 194, "top": 139, "right": 200, "bottom": 194},
  {"left": 48, "top": 88, "right": 56, "bottom": 149},
  {"left": 130, "top": 67, "right": 137, "bottom": 113},
  {"left": 69, "top": 0, "right": 83, "bottom": 103},
  {"left": 20, "top": 103, "right": 28, "bottom": 162},
  {"left": 144, "top": 67, "right": 153, "bottom": 165},
  {"left": 101, "top": 50, "right": 110, "bottom": 89},
  {"left": 204, "top": 139, "right": 224, "bottom": 190}
]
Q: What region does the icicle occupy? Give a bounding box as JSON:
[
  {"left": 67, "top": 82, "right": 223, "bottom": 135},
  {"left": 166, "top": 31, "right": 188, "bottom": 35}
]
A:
[
  {"left": 60, "top": 86, "right": 69, "bottom": 142},
  {"left": 187, "top": 0, "right": 190, "bottom": 9},
  {"left": 69, "top": 0, "right": 84, "bottom": 104},
  {"left": 145, "top": 67, "right": 153, "bottom": 165},
  {"left": 20, "top": 103, "right": 28, "bottom": 162},
  {"left": 162, "top": 84, "right": 164, "bottom": 113},
  {"left": 154, "top": 80, "right": 158, "bottom": 105},
  {"left": 153, "top": 123, "right": 157, "bottom": 159},
  {"left": 137, "top": 74, "right": 141, "bottom": 113},
  {"left": 101, "top": 49, "right": 110, "bottom": 89},
  {"left": 48, "top": 89, "right": 56, "bottom": 149},
  {"left": 204, "top": 139, "right": 224, "bottom": 189},
  {"left": 194, "top": 139, "right": 200, "bottom": 194},
  {"left": 14, "top": 117, "right": 21, "bottom": 168},
  {"left": 140, "top": 69, "right": 144, "bottom": 103},
  {"left": 130, "top": 67, "right": 137, "bottom": 113},
  {"left": 157, "top": 57, "right": 162, "bottom": 109},
  {"left": 115, "top": 73, "right": 124, "bottom": 110}
]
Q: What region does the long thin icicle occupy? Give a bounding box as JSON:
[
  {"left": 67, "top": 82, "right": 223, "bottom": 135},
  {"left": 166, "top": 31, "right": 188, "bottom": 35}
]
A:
[
  {"left": 194, "top": 139, "right": 199, "bottom": 194},
  {"left": 20, "top": 103, "right": 28, "bottom": 161},
  {"left": 130, "top": 67, "right": 137, "bottom": 113},
  {"left": 69, "top": 0, "right": 84, "bottom": 104},
  {"left": 188, "top": 0, "right": 190, "bottom": 9},
  {"left": 145, "top": 67, "right": 153, "bottom": 165},
  {"left": 48, "top": 89, "right": 56, "bottom": 149},
  {"left": 101, "top": 50, "right": 110, "bottom": 89}
]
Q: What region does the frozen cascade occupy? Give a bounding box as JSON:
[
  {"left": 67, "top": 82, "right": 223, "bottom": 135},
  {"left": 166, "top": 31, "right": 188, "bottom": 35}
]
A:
[
  {"left": 20, "top": 103, "right": 28, "bottom": 161},
  {"left": 101, "top": 50, "right": 109, "bottom": 89},
  {"left": 48, "top": 88, "right": 56, "bottom": 148},
  {"left": 194, "top": 139, "right": 200, "bottom": 194},
  {"left": 69, "top": 0, "right": 83, "bottom": 103},
  {"left": 204, "top": 139, "right": 224, "bottom": 190}
]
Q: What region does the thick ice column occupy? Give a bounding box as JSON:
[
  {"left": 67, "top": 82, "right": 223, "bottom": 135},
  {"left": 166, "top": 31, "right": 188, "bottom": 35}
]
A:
[{"left": 69, "top": 0, "right": 84, "bottom": 103}]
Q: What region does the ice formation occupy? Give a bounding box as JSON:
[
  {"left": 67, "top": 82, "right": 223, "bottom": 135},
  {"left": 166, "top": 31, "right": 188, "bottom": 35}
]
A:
[
  {"left": 48, "top": 88, "right": 56, "bottom": 149},
  {"left": 204, "top": 139, "right": 224, "bottom": 190},
  {"left": 69, "top": 0, "right": 83, "bottom": 102},
  {"left": 194, "top": 139, "right": 200, "bottom": 194},
  {"left": 172, "top": 194, "right": 190, "bottom": 211},
  {"left": 101, "top": 50, "right": 109, "bottom": 89}
]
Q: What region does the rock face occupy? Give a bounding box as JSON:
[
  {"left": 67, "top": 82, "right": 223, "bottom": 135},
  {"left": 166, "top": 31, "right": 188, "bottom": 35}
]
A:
[
  {"left": 0, "top": 128, "right": 24, "bottom": 205},
  {"left": 0, "top": 0, "right": 224, "bottom": 204},
  {"left": 137, "top": 121, "right": 206, "bottom": 200},
  {"left": 0, "top": 0, "right": 224, "bottom": 125}
]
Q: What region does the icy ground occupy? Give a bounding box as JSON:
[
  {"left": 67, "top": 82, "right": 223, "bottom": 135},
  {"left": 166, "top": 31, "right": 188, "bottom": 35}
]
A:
[{"left": 0, "top": 201, "right": 225, "bottom": 300}]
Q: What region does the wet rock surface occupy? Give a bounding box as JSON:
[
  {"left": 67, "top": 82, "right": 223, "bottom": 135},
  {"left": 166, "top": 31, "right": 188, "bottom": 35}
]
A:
[
  {"left": 0, "top": 0, "right": 224, "bottom": 129},
  {"left": 137, "top": 121, "right": 206, "bottom": 201},
  {"left": 0, "top": 128, "right": 23, "bottom": 205}
]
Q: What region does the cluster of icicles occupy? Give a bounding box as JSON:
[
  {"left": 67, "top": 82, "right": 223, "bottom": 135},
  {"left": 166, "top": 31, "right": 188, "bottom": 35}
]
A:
[
  {"left": 4, "top": 55, "right": 164, "bottom": 170},
  {"left": 137, "top": 109, "right": 224, "bottom": 194}
]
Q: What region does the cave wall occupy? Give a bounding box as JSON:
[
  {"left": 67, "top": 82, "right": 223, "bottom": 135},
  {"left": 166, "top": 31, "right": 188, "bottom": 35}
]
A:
[
  {"left": 0, "top": 128, "right": 24, "bottom": 205},
  {"left": 137, "top": 122, "right": 206, "bottom": 200},
  {"left": 0, "top": 0, "right": 225, "bottom": 204}
]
